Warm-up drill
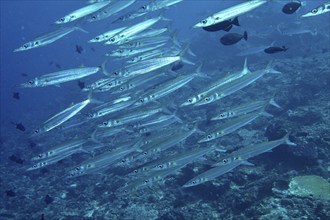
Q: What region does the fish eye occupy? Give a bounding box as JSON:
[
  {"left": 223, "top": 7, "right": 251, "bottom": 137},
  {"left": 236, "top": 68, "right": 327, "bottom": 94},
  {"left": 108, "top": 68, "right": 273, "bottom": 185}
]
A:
[
  {"left": 103, "top": 122, "right": 108, "bottom": 125},
  {"left": 192, "top": 181, "right": 196, "bottom": 184},
  {"left": 38, "top": 154, "right": 42, "bottom": 158},
  {"left": 75, "top": 167, "right": 80, "bottom": 171},
  {"left": 134, "top": 169, "right": 138, "bottom": 173},
  {"left": 60, "top": 18, "right": 65, "bottom": 22},
  {"left": 222, "top": 159, "right": 228, "bottom": 163},
  {"left": 108, "top": 82, "right": 112, "bottom": 86},
  {"left": 120, "top": 87, "right": 124, "bottom": 90},
  {"left": 92, "top": 15, "right": 97, "bottom": 19},
  {"left": 139, "top": 99, "right": 144, "bottom": 103},
  {"left": 110, "top": 38, "right": 115, "bottom": 42},
  {"left": 34, "top": 41, "right": 39, "bottom": 45},
  {"left": 188, "top": 99, "right": 192, "bottom": 103},
  {"left": 141, "top": 5, "right": 146, "bottom": 9},
  {"left": 28, "top": 80, "right": 34, "bottom": 84},
  {"left": 113, "top": 71, "right": 118, "bottom": 75},
  {"left": 312, "top": 9, "right": 318, "bottom": 13},
  {"left": 158, "top": 165, "right": 163, "bottom": 168},
  {"left": 23, "top": 44, "right": 29, "bottom": 48},
  {"left": 144, "top": 180, "right": 149, "bottom": 184},
  {"left": 220, "top": 114, "right": 225, "bottom": 117},
  {"left": 34, "top": 129, "right": 39, "bottom": 134},
  {"left": 119, "top": 50, "right": 123, "bottom": 53},
  {"left": 207, "top": 135, "right": 212, "bottom": 139},
  {"left": 201, "top": 19, "right": 207, "bottom": 24},
  {"left": 205, "top": 97, "right": 210, "bottom": 101},
  {"left": 70, "top": 15, "right": 75, "bottom": 19},
  {"left": 95, "top": 37, "right": 99, "bottom": 40},
  {"left": 121, "top": 159, "right": 126, "bottom": 163}
]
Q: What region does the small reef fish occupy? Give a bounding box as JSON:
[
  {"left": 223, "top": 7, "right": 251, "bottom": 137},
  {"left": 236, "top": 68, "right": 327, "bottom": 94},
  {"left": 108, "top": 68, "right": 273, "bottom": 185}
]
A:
[{"left": 220, "top": 31, "right": 248, "bottom": 46}]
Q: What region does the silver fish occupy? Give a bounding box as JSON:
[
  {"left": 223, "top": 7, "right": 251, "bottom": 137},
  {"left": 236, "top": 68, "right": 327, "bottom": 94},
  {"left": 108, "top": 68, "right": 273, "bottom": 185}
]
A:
[
  {"left": 182, "top": 157, "right": 253, "bottom": 187},
  {"left": 21, "top": 67, "right": 100, "bottom": 88},
  {"left": 302, "top": 2, "right": 330, "bottom": 17},
  {"left": 106, "top": 43, "right": 166, "bottom": 58},
  {"left": 211, "top": 98, "right": 280, "bottom": 121},
  {"left": 193, "top": 0, "right": 267, "bottom": 28},
  {"left": 87, "top": 0, "right": 135, "bottom": 22},
  {"left": 198, "top": 110, "right": 264, "bottom": 143},
  {"left": 55, "top": 1, "right": 111, "bottom": 24},
  {"left": 14, "top": 26, "right": 87, "bottom": 52},
  {"left": 89, "top": 27, "right": 127, "bottom": 43}
]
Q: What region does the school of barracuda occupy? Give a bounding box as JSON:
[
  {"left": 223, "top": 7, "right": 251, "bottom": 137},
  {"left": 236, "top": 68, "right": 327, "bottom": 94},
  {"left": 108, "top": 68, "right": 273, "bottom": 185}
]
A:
[{"left": 16, "top": 0, "right": 328, "bottom": 193}]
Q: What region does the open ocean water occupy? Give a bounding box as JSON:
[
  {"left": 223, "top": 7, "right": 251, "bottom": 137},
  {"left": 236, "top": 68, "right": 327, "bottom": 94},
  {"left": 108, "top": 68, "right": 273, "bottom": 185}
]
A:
[{"left": 0, "top": 0, "right": 329, "bottom": 219}]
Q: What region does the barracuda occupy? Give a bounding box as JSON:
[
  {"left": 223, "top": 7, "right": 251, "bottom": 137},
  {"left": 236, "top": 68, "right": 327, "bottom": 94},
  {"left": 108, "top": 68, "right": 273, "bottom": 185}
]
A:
[
  {"left": 195, "top": 61, "right": 280, "bottom": 106},
  {"left": 211, "top": 98, "right": 280, "bottom": 121},
  {"left": 89, "top": 27, "right": 127, "bottom": 43},
  {"left": 87, "top": 0, "right": 135, "bottom": 22},
  {"left": 182, "top": 157, "right": 253, "bottom": 187},
  {"left": 21, "top": 67, "right": 100, "bottom": 88},
  {"left": 215, "top": 134, "right": 296, "bottom": 166},
  {"left": 302, "top": 2, "right": 330, "bottom": 17},
  {"left": 14, "top": 26, "right": 87, "bottom": 52},
  {"left": 194, "top": 0, "right": 267, "bottom": 28},
  {"left": 55, "top": 1, "right": 111, "bottom": 24},
  {"left": 106, "top": 43, "right": 166, "bottom": 58},
  {"left": 198, "top": 110, "right": 264, "bottom": 143},
  {"left": 105, "top": 16, "right": 165, "bottom": 45},
  {"left": 181, "top": 58, "right": 251, "bottom": 107}
]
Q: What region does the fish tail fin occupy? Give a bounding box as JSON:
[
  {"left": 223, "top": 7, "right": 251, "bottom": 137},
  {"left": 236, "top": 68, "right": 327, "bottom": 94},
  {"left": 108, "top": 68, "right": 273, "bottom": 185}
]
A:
[
  {"left": 74, "top": 26, "right": 89, "bottom": 34},
  {"left": 300, "top": 1, "right": 307, "bottom": 7},
  {"left": 261, "top": 111, "right": 273, "bottom": 117},
  {"left": 269, "top": 97, "right": 282, "bottom": 109},
  {"left": 242, "top": 58, "right": 251, "bottom": 74},
  {"left": 242, "top": 160, "right": 254, "bottom": 166},
  {"left": 170, "top": 29, "right": 181, "bottom": 48},
  {"left": 232, "top": 17, "right": 240, "bottom": 26},
  {"left": 180, "top": 44, "right": 195, "bottom": 65},
  {"left": 311, "top": 28, "right": 317, "bottom": 36},
  {"left": 100, "top": 59, "right": 110, "bottom": 76},
  {"left": 90, "top": 129, "right": 102, "bottom": 144},
  {"left": 265, "top": 61, "right": 281, "bottom": 74},
  {"left": 243, "top": 31, "right": 248, "bottom": 41},
  {"left": 284, "top": 133, "right": 297, "bottom": 146}
]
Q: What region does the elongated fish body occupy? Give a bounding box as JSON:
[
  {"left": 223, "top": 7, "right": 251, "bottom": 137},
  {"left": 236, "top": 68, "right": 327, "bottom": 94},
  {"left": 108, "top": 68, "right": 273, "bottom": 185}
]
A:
[
  {"left": 87, "top": 0, "right": 135, "bottom": 22},
  {"left": 137, "top": 115, "right": 182, "bottom": 135},
  {"left": 182, "top": 157, "right": 252, "bottom": 187},
  {"left": 55, "top": 1, "right": 111, "bottom": 24},
  {"left": 152, "top": 145, "right": 219, "bottom": 172},
  {"left": 118, "top": 28, "right": 168, "bottom": 45},
  {"left": 216, "top": 135, "right": 296, "bottom": 165},
  {"left": 126, "top": 49, "right": 165, "bottom": 64},
  {"left": 136, "top": 74, "right": 197, "bottom": 105},
  {"left": 194, "top": 0, "right": 267, "bottom": 28},
  {"left": 140, "top": 128, "right": 198, "bottom": 157},
  {"left": 105, "top": 16, "right": 163, "bottom": 45},
  {"left": 33, "top": 98, "right": 92, "bottom": 135},
  {"left": 106, "top": 43, "right": 166, "bottom": 58},
  {"left": 82, "top": 77, "right": 125, "bottom": 91},
  {"left": 14, "top": 26, "right": 86, "bottom": 52},
  {"left": 113, "top": 56, "right": 181, "bottom": 77},
  {"left": 119, "top": 36, "right": 171, "bottom": 49},
  {"left": 31, "top": 140, "right": 87, "bottom": 161},
  {"left": 27, "top": 150, "right": 78, "bottom": 171},
  {"left": 133, "top": 114, "right": 179, "bottom": 129},
  {"left": 21, "top": 67, "right": 100, "bottom": 88},
  {"left": 68, "top": 140, "right": 141, "bottom": 177},
  {"left": 88, "top": 98, "right": 134, "bottom": 119},
  {"left": 302, "top": 2, "right": 330, "bottom": 17},
  {"left": 99, "top": 106, "right": 164, "bottom": 128},
  {"left": 89, "top": 27, "right": 127, "bottom": 43},
  {"left": 181, "top": 59, "right": 250, "bottom": 107},
  {"left": 90, "top": 127, "right": 128, "bottom": 143},
  {"left": 110, "top": 72, "right": 165, "bottom": 94},
  {"left": 195, "top": 62, "right": 279, "bottom": 106},
  {"left": 211, "top": 98, "right": 280, "bottom": 120},
  {"left": 198, "top": 111, "right": 262, "bottom": 143},
  {"left": 137, "top": 0, "right": 183, "bottom": 13}
]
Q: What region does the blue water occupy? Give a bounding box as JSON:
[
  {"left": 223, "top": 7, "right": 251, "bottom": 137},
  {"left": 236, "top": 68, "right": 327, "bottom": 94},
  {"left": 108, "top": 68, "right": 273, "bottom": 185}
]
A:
[{"left": 1, "top": 1, "right": 329, "bottom": 219}]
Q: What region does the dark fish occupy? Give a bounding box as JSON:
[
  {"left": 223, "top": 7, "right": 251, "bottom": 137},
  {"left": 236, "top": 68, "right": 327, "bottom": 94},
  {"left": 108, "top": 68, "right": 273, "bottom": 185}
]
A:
[
  {"left": 21, "top": 73, "right": 28, "bottom": 77},
  {"left": 203, "top": 17, "right": 239, "bottom": 32},
  {"left": 5, "top": 190, "right": 16, "bottom": 197},
  {"left": 264, "top": 46, "right": 288, "bottom": 54},
  {"left": 220, "top": 31, "right": 248, "bottom": 46},
  {"left": 13, "top": 92, "right": 20, "bottom": 100},
  {"left": 8, "top": 154, "right": 24, "bottom": 164},
  {"left": 12, "top": 122, "right": 26, "bottom": 131},
  {"left": 55, "top": 63, "right": 61, "bottom": 69},
  {"left": 45, "top": 195, "right": 53, "bottom": 205},
  {"left": 282, "top": 1, "right": 303, "bottom": 14},
  {"left": 76, "top": 45, "right": 84, "bottom": 54},
  {"left": 77, "top": 80, "right": 85, "bottom": 89},
  {"left": 171, "top": 61, "right": 184, "bottom": 71}
]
